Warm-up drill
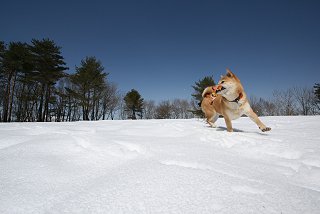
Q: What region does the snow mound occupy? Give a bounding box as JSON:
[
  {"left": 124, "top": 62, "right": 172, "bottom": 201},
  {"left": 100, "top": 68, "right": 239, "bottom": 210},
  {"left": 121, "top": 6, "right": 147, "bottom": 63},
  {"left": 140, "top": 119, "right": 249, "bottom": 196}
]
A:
[{"left": 0, "top": 116, "right": 319, "bottom": 213}]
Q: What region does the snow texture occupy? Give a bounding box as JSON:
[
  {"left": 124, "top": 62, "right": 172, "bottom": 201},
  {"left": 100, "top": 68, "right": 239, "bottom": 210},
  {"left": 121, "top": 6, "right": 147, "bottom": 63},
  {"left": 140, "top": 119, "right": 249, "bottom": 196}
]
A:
[{"left": 0, "top": 116, "right": 320, "bottom": 213}]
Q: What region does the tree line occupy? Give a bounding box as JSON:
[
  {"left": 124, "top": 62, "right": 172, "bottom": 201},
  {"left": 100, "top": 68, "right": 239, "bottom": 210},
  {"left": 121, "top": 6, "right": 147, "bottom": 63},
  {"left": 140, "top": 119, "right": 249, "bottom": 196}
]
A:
[
  {"left": 1, "top": 39, "right": 319, "bottom": 122},
  {"left": 122, "top": 89, "right": 194, "bottom": 120},
  {"left": 249, "top": 85, "right": 320, "bottom": 116},
  {"left": 0, "top": 39, "right": 68, "bottom": 122},
  {"left": 0, "top": 39, "right": 121, "bottom": 122},
  {"left": 0, "top": 39, "right": 195, "bottom": 122}
]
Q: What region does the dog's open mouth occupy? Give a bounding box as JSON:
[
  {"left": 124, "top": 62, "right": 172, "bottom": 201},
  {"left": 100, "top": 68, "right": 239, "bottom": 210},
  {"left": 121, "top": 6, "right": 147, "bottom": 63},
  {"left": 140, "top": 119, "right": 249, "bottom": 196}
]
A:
[{"left": 215, "top": 86, "right": 226, "bottom": 93}]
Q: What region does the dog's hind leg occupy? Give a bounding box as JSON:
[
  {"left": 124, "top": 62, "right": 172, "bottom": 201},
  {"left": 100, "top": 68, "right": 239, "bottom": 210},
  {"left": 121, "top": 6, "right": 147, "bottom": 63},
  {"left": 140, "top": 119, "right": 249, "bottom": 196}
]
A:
[{"left": 223, "top": 115, "right": 233, "bottom": 132}]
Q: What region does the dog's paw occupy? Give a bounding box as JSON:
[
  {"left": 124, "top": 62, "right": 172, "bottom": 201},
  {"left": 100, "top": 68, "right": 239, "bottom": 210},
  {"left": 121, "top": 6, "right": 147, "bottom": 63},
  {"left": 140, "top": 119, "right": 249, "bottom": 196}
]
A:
[
  {"left": 209, "top": 122, "right": 217, "bottom": 128},
  {"left": 260, "top": 127, "right": 271, "bottom": 132}
]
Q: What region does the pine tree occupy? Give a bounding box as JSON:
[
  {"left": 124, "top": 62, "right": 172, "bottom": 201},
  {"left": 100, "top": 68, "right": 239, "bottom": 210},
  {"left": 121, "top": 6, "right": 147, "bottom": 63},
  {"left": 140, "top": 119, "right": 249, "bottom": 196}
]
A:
[
  {"left": 70, "top": 56, "right": 107, "bottom": 120},
  {"left": 1, "top": 42, "right": 32, "bottom": 122},
  {"left": 0, "top": 41, "right": 5, "bottom": 121},
  {"left": 0, "top": 41, "right": 5, "bottom": 66},
  {"left": 191, "top": 76, "right": 215, "bottom": 117},
  {"left": 314, "top": 83, "right": 320, "bottom": 101},
  {"left": 314, "top": 83, "right": 320, "bottom": 112},
  {"left": 30, "top": 38, "right": 68, "bottom": 122},
  {"left": 124, "top": 89, "right": 144, "bottom": 119},
  {"left": 12, "top": 43, "right": 34, "bottom": 121}
]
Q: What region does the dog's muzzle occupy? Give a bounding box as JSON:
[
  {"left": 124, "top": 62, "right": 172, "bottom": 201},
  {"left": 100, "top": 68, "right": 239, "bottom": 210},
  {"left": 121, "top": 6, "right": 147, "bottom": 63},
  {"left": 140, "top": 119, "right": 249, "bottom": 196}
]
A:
[{"left": 215, "top": 85, "right": 226, "bottom": 93}]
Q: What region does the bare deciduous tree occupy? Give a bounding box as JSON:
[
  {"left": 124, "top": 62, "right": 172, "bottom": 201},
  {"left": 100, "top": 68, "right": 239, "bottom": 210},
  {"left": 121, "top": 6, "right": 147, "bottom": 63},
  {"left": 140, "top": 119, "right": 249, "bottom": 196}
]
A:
[
  {"left": 155, "top": 100, "right": 172, "bottom": 119},
  {"left": 249, "top": 96, "right": 264, "bottom": 116},
  {"left": 272, "top": 89, "right": 296, "bottom": 116},
  {"left": 293, "top": 86, "right": 315, "bottom": 115},
  {"left": 144, "top": 100, "right": 156, "bottom": 119},
  {"left": 102, "top": 82, "right": 120, "bottom": 120},
  {"left": 171, "top": 99, "right": 193, "bottom": 119}
]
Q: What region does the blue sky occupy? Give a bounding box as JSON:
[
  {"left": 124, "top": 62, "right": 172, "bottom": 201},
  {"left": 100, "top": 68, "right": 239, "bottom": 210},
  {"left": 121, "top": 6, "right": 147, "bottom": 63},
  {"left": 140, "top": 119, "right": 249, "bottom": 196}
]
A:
[{"left": 1, "top": 0, "right": 320, "bottom": 102}]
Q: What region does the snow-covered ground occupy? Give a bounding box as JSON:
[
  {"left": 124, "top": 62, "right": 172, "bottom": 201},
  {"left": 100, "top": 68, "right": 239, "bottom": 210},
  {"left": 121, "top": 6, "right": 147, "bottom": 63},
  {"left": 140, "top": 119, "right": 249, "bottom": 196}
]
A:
[{"left": 0, "top": 116, "right": 320, "bottom": 214}]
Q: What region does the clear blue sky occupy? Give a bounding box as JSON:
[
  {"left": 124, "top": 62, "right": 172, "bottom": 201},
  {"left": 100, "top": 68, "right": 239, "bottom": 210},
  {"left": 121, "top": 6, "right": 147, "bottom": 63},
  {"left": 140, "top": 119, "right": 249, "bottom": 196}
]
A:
[{"left": 1, "top": 0, "right": 320, "bottom": 102}]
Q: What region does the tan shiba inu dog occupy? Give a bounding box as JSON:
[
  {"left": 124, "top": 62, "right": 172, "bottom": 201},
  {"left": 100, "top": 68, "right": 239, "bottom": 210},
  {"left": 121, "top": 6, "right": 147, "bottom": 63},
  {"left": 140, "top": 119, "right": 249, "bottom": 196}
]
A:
[{"left": 201, "top": 68, "right": 271, "bottom": 132}]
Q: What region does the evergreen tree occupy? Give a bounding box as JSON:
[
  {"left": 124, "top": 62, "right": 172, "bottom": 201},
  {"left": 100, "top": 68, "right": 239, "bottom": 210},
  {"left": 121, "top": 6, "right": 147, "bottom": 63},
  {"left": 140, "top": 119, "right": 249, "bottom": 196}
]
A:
[
  {"left": 70, "top": 56, "right": 107, "bottom": 120},
  {"left": 12, "top": 43, "right": 35, "bottom": 121},
  {"left": 314, "top": 83, "right": 320, "bottom": 101},
  {"left": 314, "top": 83, "right": 320, "bottom": 112},
  {"left": 191, "top": 76, "right": 215, "bottom": 117},
  {"left": 1, "top": 42, "right": 32, "bottom": 122},
  {"left": 0, "top": 41, "right": 5, "bottom": 67},
  {"left": 0, "top": 41, "right": 6, "bottom": 121},
  {"left": 124, "top": 89, "right": 144, "bottom": 119},
  {"left": 30, "top": 38, "right": 68, "bottom": 121}
]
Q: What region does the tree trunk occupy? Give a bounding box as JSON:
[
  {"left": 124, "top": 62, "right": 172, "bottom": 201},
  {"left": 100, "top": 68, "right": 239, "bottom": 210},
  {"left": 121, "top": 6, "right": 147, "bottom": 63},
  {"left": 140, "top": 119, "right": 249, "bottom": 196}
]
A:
[
  {"left": 2, "top": 73, "right": 13, "bottom": 122},
  {"left": 16, "top": 82, "right": 26, "bottom": 122},
  {"left": 43, "top": 85, "right": 50, "bottom": 122},
  {"left": 8, "top": 72, "right": 17, "bottom": 122},
  {"left": 37, "top": 84, "right": 45, "bottom": 122}
]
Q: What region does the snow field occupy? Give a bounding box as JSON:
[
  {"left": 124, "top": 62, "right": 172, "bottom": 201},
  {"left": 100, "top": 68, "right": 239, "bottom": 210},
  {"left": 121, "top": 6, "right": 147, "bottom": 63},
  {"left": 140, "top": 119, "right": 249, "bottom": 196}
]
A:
[{"left": 0, "top": 116, "right": 320, "bottom": 213}]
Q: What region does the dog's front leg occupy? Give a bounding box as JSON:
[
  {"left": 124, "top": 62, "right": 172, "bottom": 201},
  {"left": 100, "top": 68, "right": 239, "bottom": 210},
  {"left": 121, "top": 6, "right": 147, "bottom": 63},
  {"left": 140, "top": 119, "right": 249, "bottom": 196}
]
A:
[
  {"left": 223, "top": 115, "right": 233, "bottom": 132},
  {"left": 244, "top": 108, "right": 271, "bottom": 132}
]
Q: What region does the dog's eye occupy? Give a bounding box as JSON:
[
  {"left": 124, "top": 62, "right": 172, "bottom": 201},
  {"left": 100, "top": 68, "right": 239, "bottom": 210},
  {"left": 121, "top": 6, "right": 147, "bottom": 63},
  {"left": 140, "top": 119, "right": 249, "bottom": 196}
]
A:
[{"left": 221, "top": 81, "right": 225, "bottom": 84}]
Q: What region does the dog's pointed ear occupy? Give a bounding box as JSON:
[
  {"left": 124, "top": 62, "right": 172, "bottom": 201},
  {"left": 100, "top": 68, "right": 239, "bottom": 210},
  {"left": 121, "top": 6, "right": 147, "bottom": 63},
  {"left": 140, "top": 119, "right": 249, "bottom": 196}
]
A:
[{"left": 226, "top": 68, "right": 234, "bottom": 77}]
